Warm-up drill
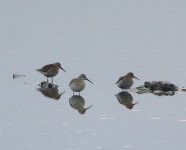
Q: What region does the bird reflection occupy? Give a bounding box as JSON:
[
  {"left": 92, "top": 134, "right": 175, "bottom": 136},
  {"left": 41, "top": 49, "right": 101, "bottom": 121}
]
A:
[
  {"left": 37, "top": 81, "right": 65, "bottom": 100},
  {"left": 115, "top": 91, "right": 139, "bottom": 109},
  {"left": 69, "top": 95, "right": 93, "bottom": 114}
]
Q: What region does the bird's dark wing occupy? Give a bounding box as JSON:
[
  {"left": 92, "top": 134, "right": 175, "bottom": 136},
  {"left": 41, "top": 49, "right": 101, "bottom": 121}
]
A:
[
  {"left": 69, "top": 78, "right": 76, "bottom": 86},
  {"left": 39, "top": 64, "right": 53, "bottom": 72},
  {"left": 116, "top": 77, "right": 123, "bottom": 84}
]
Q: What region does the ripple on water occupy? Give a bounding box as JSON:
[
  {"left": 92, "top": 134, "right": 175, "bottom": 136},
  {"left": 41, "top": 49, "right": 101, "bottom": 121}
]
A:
[
  {"left": 0, "top": 131, "right": 3, "bottom": 135},
  {"left": 99, "top": 114, "right": 114, "bottom": 120},
  {"left": 178, "top": 119, "right": 186, "bottom": 122},
  {"left": 123, "top": 145, "right": 131, "bottom": 149},
  {"left": 149, "top": 117, "right": 162, "bottom": 120},
  {"left": 96, "top": 145, "right": 103, "bottom": 149}
]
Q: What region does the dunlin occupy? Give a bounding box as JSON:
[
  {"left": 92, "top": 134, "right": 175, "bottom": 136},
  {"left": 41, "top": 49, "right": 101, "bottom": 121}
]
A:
[
  {"left": 36, "top": 62, "right": 66, "bottom": 82},
  {"left": 69, "top": 74, "right": 93, "bottom": 95},
  {"left": 116, "top": 72, "right": 139, "bottom": 91}
]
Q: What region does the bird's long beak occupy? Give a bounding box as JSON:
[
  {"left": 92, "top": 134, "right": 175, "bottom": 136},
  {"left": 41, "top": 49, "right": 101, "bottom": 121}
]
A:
[
  {"left": 85, "top": 105, "right": 93, "bottom": 110},
  {"left": 79, "top": 105, "right": 93, "bottom": 114},
  {"left": 86, "top": 78, "right": 93, "bottom": 84},
  {"left": 59, "top": 66, "right": 66, "bottom": 72},
  {"left": 133, "top": 76, "right": 139, "bottom": 80},
  {"left": 133, "top": 101, "right": 139, "bottom": 105}
]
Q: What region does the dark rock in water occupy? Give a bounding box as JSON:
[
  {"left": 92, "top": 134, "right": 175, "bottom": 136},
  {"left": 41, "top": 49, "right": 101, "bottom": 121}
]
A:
[
  {"left": 135, "top": 81, "right": 186, "bottom": 96},
  {"left": 135, "top": 81, "right": 185, "bottom": 96},
  {"left": 144, "top": 81, "right": 178, "bottom": 92}
]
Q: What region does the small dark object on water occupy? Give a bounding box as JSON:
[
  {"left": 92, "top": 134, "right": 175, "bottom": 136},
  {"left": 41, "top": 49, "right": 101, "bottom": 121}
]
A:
[{"left": 13, "top": 73, "right": 25, "bottom": 79}]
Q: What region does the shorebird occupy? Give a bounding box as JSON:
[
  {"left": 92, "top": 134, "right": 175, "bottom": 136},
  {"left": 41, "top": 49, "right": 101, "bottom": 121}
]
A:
[
  {"left": 69, "top": 74, "right": 93, "bottom": 95},
  {"left": 36, "top": 62, "right": 66, "bottom": 83},
  {"left": 116, "top": 72, "right": 139, "bottom": 91}
]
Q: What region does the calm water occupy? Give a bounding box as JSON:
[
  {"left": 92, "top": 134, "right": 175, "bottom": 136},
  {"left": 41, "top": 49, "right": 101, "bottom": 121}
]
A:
[{"left": 1, "top": 0, "right": 186, "bottom": 150}]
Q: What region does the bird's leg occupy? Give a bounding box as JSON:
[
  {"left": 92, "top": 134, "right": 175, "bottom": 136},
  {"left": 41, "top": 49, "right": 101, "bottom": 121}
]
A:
[
  {"left": 52, "top": 78, "right": 53, "bottom": 83},
  {"left": 47, "top": 77, "right": 48, "bottom": 83},
  {"left": 79, "top": 92, "right": 80, "bottom": 96}
]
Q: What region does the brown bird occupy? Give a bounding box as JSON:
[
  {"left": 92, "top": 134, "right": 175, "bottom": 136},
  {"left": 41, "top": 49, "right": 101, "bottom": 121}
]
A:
[
  {"left": 116, "top": 72, "right": 139, "bottom": 91},
  {"left": 36, "top": 62, "right": 66, "bottom": 83}
]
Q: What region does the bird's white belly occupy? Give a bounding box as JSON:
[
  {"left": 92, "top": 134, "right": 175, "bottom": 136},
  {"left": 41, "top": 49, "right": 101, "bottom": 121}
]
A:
[{"left": 70, "top": 82, "right": 85, "bottom": 92}]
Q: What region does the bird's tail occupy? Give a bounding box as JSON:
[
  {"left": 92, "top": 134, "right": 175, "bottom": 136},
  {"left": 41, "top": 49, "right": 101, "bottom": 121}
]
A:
[{"left": 36, "top": 69, "right": 41, "bottom": 73}]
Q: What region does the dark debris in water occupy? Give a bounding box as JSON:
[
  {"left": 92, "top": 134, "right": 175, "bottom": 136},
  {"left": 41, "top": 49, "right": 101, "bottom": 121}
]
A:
[
  {"left": 13, "top": 73, "right": 25, "bottom": 79},
  {"left": 135, "top": 81, "right": 186, "bottom": 96},
  {"left": 144, "top": 81, "right": 178, "bottom": 92}
]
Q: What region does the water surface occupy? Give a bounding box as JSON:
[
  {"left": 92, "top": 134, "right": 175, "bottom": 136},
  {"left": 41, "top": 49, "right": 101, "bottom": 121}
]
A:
[{"left": 0, "top": 0, "right": 186, "bottom": 150}]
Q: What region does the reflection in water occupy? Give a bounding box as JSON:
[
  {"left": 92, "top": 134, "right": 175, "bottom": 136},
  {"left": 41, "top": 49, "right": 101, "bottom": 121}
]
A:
[
  {"left": 37, "top": 81, "right": 65, "bottom": 100},
  {"left": 69, "top": 95, "right": 93, "bottom": 114},
  {"left": 115, "top": 91, "right": 139, "bottom": 109},
  {"left": 136, "top": 85, "right": 176, "bottom": 96}
]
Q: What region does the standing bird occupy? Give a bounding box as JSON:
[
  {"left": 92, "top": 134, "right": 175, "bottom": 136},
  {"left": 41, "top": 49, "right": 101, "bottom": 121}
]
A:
[
  {"left": 116, "top": 72, "right": 139, "bottom": 91},
  {"left": 36, "top": 62, "right": 66, "bottom": 83},
  {"left": 69, "top": 74, "right": 93, "bottom": 95}
]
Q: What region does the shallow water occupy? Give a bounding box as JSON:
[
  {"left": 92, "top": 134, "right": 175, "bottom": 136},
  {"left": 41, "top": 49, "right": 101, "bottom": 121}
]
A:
[{"left": 1, "top": 0, "right": 186, "bottom": 150}]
